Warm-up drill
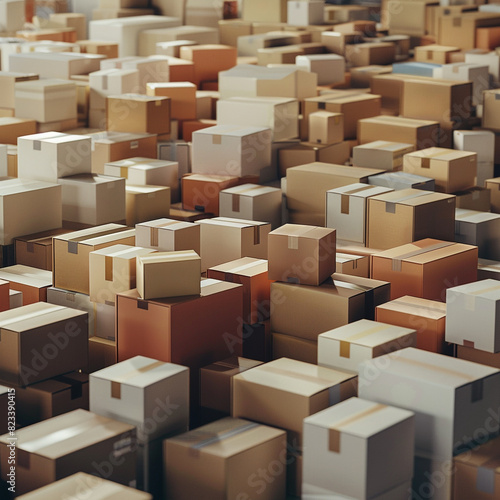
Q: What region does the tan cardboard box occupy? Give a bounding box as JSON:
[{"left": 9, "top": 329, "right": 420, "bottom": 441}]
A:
[
  {"left": 414, "top": 44, "right": 461, "bottom": 64},
  {"left": 321, "top": 30, "right": 364, "bottom": 56},
  {"left": 353, "top": 140, "right": 415, "bottom": 171},
  {"left": 350, "top": 65, "right": 392, "bottom": 88},
  {"left": 0, "top": 265, "right": 52, "bottom": 305},
  {"left": 218, "top": 19, "right": 252, "bottom": 47},
  {"left": 146, "top": 81, "right": 196, "bottom": 120},
  {"left": 0, "top": 117, "right": 37, "bottom": 145},
  {"left": 308, "top": 111, "right": 344, "bottom": 145},
  {"left": 156, "top": 40, "right": 197, "bottom": 59},
  {"left": 476, "top": 25, "right": 500, "bottom": 50},
  {"left": 0, "top": 71, "right": 38, "bottom": 110},
  {"left": 345, "top": 42, "right": 396, "bottom": 67},
  {"left": 89, "top": 68, "right": 140, "bottom": 110},
  {"left": 125, "top": 184, "right": 170, "bottom": 226},
  {"left": 243, "top": 0, "right": 288, "bottom": 22},
  {"left": 367, "top": 171, "right": 435, "bottom": 191},
  {"left": 335, "top": 252, "right": 369, "bottom": 278},
  {"left": 77, "top": 40, "right": 119, "bottom": 58},
  {"left": 457, "top": 344, "right": 500, "bottom": 369}
]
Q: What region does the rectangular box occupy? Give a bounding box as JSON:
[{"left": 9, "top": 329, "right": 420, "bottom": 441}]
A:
[
  {"left": 125, "top": 184, "right": 170, "bottom": 227},
  {"left": 0, "top": 265, "right": 52, "bottom": 305},
  {"left": 0, "top": 71, "right": 38, "bottom": 110},
  {"left": 455, "top": 187, "right": 491, "bottom": 212},
  {"left": 353, "top": 140, "right": 415, "bottom": 171},
  {"left": 368, "top": 171, "right": 435, "bottom": 191},
  {"left": 146, "top": 81, "right": 196, "bottom": 120},
  {"left": 89, "top": 68, "right": 140, "bottom": 110}
]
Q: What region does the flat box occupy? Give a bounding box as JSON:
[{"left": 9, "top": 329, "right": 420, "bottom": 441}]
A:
[
  {"left": 125, "top": 184, "right": 170, "bottom": 226},
  {"left": 371, "top": 238, "right": 478, "bottom": 301},
  {"left": 16, "top": 472, "right": 151, "bottom": 499},
  {"left": 197, "top": 217, "right": 270, "bottom": 272},
  {"left": 15, "top": 228, "right": 71, "bottom": 272},
  {"left": 270, "top": 280, "right": 365, "bottom": 342},
  {"left": 368, "top": 171, "right": 435, "bottom": 191},
  {"left": 0, "top": 302, "right": 87, "bottom": 386},
  {"left": 326, "top": 183, "right": 394, "bottom": 246},
  {"left": 308, "top": 111, "right": 344, "bottom": 145},
  {"left": 18, "top": 132, "right": 91, "bottom": 182},
  {"left": 414, "top": 44, "right": 460, "bottom": 64},
  {"left": 359, "top": 347, "right": 500, "bottom": 460},
  {"left": 358, "top": 115, "right": 440, "bottom": 150},
  {"left": 446, "top": 279, "right": 500, "bottom": 353},
  {"left": 271, "top": 332, "right": 317, "bottom": 364},
  {"left": 13, "top": 372, "right": 88, "bottom": 427},
  {"left": 200, "top": 357, "right": 263, "bottom": 413},
  {"left": 89, "top": 69, "right": 140, "bottom": 110},
  {"left": 268, "top": 224, "right": 336, "bottom": 286},
  {"left": 302, "top": 398, "right": 414, "bottom": 499},
  {"left": 77, "top": 40, "right": 119, "bottom": 59},
  {"left": 90, "top": 355, "right": 188, "bottom": 443},
  {"left": 85, "top": 336, "right": 117, "bottom": 374},
  {"left": 0, "top": 71, "right": 38, "bottom": 109},
  {"left": 232, "top": 358, "right": 357, "bottom": 448},
  {"left": 455, "top": 187, "right": 491, "bottom": 212},
  {"left": 0, "top": 409, "right": 136, "bottom": 495},
  {"left": 106, "top": 94, "right": 170, "bottom": 135},
  {"left": 15, "top": 79, "right": 77, "bottom": 123},
  {"left": 217, "top": 96, "right": 299, "bottom": 142},
  {"left": 58, "top": 174, "right": 126, "bottom": 227},
  {"left": 146, "top": 82, "right": 196, "bottom": 121},
  {"left": 318, "top": 319, "right": 416, "bottom": 373},
  {"left": 353, "top": 140, "right": 415, "bottom": 172},
  {"left": 136, "top": 250, "right": 200, "bottom": 300},
  {"left": 207, "top": 257, "right": 272, "bottom": 325},
  {"left": 375, "top": 295, "right": 447, "bottom": 353},
  {"left": 53, "top": 224, "right": 135, "bottom": 295},
  {"left": 135, "top": 218, "right": 200, "bottom": 255},
  {"left": 0, "top": 118, "right": 36, "bottom": 145},
  {"left": 165, "top": 417, "right": 286, "bottom": 500},
  {"left": 367, "top": 189, "right": 455, "bottom": 250},
  {"left": 457, "top": 344, "right": 500, "bottom": 369},
  {"left": 335, "top": 252, "right": 369, "bottom": 278},
  {"left": 182, "top": 174, "right": 239, "bottom": 216},
  {"left": 91, "top": 131, "right": 157, "bottom": 175},
  {"left": 0, "top": 265, "right": 52, "bottom": 305},
  {"left": 89, "top": 244, "right": 155, "bottom": 305}
]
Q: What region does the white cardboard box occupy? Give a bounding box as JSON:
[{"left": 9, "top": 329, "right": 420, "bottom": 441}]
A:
[
  {"left": 89, "top": 68, "right": 140, "bottom": 110},
  {"left": 287, "top": 0, "right": 325, "bottom": 26},
  {"left": 295, "top": 54, "right": 345, "bottom": 86},
  {"left": 465, "top": 52, "right": 500, "bottom": 85},
  {"left": 446, "top": 279, "right": 500, "bottom": 353},
  {"left": 353, "top": 140, "right": 415, "bottom": 171},
  {"left": 318, "top": 319, "right": 417, "bottom": 373},
  {"left": 18, "top": 132, "right": 92, "bottom": 182},
  {"left": 302, "top": 397, "right": 414, "bottom": 500}
]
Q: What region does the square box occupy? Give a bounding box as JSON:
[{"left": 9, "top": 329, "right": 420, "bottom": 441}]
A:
[
  {"left": 90, "top": 355, "right": 189, "bottom": 443},
  {"left": 308, "top": 111, "right": 344, "bottom": 145},
  {"left": 268, "top": 224, "right": 336, "bottom": 286},
  {"left": 146, "top": 82, "right": 196, "bottom": 120},
  {"left": 302, "top": 398, "right": 414, "bottom": 499},
  {"left": 136, "top": 250, "right": 201, "bottom": 300},
  {"left": 125, "top": 185, "right": 171, "bottom": 227},
  {"left": 287, "top": 1, "right": 325, "bottom": 26},
  {"left": 317, "top": 319, "right": 417, "bottom": 373},
  {"left": 0, "top": 265, "right": 52, "bottom": 305},
  {"left": 295, "top": 54, "right": 345, "bottom": 86},
  {"left": 353, "top": 140, "right": 415, "bottom": 171},
  {"left": 0, "top": 302, "right": 88, "bottom": 386}
]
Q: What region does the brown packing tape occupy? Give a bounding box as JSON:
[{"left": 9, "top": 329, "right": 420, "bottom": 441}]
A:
[
  {"left": 111, "top": 381, "right": 121, "bottom": 399},
  {"left": 390, "top": 241, "right": 454, "bottom": 272},
  {"left": 329, "top": 429, "right": 341, "bottom": 453},
  {"left": 232, "top": 194, "right": 240, "bottom": 213},
  {"left": 341, "top": 194, "right": 350, "bottom": 214},
  {"left": 105, "top": 256, "right": 113, "bottom": 282},
  {"left": 421, "top": 158, "right": 430, "bottom": 169},
  {"left": 340, "top": 341, "right": 350, "bottom": 358},
  {"left": 120, "top": 167, "right": 128, "bottom": 179},
  {"left": 212, "top": 135, "right": 222, "bottom": 145},
  {"left": 254, "top": 226, "right": 260, "bottom": 245}
]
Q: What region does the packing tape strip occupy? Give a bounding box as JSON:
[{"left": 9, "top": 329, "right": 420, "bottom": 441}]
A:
[{"left": 391, "top": 241, "right": 454, "bottom": 272}]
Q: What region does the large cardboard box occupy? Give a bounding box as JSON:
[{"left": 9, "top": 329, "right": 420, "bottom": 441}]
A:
[
  {"left": 317, "top": 319, "right": 417, "bottom": 373},
  {"left": 0, "top": 409, "right": 136, "bottom": 495},
  {"left": 0, "top": 302, "right": 87, "bottom": 386},
  {"left": 165, "top": 417, "right": 286, "bottom": 500},
  {"left": 53, "top": 224, "right": 136, "bottom": 295},
  {"left": 90, "top": 355, "right": 189, "bottom": 443},
  {"left": 0, "top": 265, "right": 52, "bottom": 305},
  {"left": 146, "top": 81, "right": 196, "bottom": 120},
  {"left": 353, "top": 140, "right": 415, "bottom": 171},
  {"left": 302, "top": 398, "right": 414, "bottom": 499},
  {"left": 375, "top": 295, "right": 447, "bottom": 353},
  {"left": 232, "top": 358, "right": 357, "bottom": 448},
  {"left": 367, "top": 189, "right": 456, "bottom": 250},
  {"left": 368, "top": 171, "right": 435, "bottom": 191},
  {"left": 371, "top": 238, "right": 478, "bottom": 301}
]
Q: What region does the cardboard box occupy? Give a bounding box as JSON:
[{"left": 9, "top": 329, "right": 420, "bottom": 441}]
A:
[
  {"left": 85, "top": 336, "right": 117, "bottom": 374},
  {"left": 476, "top": 25, "right": 500, "bottom": 50},
  {"left": 0, "top": 71, "right": 38, "bottom": 110},
  {"left": 485, "top": 177, "right": 500, "bottom": 213},
  {"left": 358, "top": 115, "right": 440, "bottom": 150},
  {"left": 271, "top": 332, "right": 317, "bottom": 364},
  {"left": 335, "top": 252, "right": 369, "bottom": 278},
  {"left": 386, "top": 0, "right": 437, "bottom": 37},
  {"left": 455, "top": 187, "right": 491, "bottom": 212},
  {"left": 243, "top": 0, "right": 288, "bottom": 22},
  {"left": 156, "top": 40, "right": 197, "bottom": 58},
  {"left": 146, "top": 82, "right": 196, "bottom": 121},
  {"left": 308, "top": 111, "right": 344, "bottom": 145},
  {"left": 345, "top": 42, "right": 396, "bottom": 67},
  {"left": 164, "top": 417, "right": 286, "bottom": 500},
  {"left": 414, "top": 44, "right": 460, "bottom": 64},
  {"left": 302, "top": 397, "right": 414, "bottom": 499},
  {"left": 0, "top": 409, "right": 136, "bottom": 495},
  {"left": 232, "top": 358, "right": 357, "bottom": 448},
  {"left": 371, "top": 238, "right": 478, "bottom": 301},
  {"left": 478, "top": 258, "right": 500, "bottom": 281},
  {"left": 125, "top": 185, "right": 170, "bottom": 226},
  {"left": 197, "top": 217, "right": 270, "bottom": 272},
  {"left": 457, "top": 344, "right": 500, "bottom": 369},
  {"left": 90, "top": 355, "right": 189, "bottom": 443},
  {"left": 295, "top": 54, "right": 345, "bottom": 86},
  {"left": 465, "top": 51, "right": 500, "bottom": 85},
  {"left": 0, "top": 302, "right": 87, "bottom": 386},
  {"left": 78, "top": 40, "right": 119, "bottom": 58},
  {"left": 353, "top": 140, "right": 415, "bottom": 171},
  {"left": 89, "top": 68, "right": 140, "bottom": 111},
  {"left": 256, "top": 45, "right": 304, "bottom": 66},
  {"left": 0, "top": 265, "right": 52, "bottom": 305},
  {"left": 367, "top": 189, "right": 456, "bottom": 250},
  {"left": 350, "top": 65, "right": 392, "bottom": 88},
  {"left": 0, "top": 386, "right": 8, "bottom": 435},
  {"left": 375, "top": 295, "right": 448, "bottom": 353},
  {"left": 368, "top": 171, "right": 435, "bottom": 191},
  {"left": 454, "top": 130, "right": 494, "bottom": 183},
  {"left": 482, "top": 89, "right": 500, "bottom": 131},
  {"left": 287, "top": 0, "right": 324, "bottom": 26},
  {"left": 326, "top": 183, "right": 394, "bottom": 246},
  {"left": 53, "top": 224, "right": 135, "bottom": 295},
  {"left": 0, "top": 117, "right": 35, "bottom": 145}
]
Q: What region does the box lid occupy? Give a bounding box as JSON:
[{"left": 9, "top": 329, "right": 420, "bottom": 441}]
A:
[
  {"left": 136, "top": 218, "right": 194, "bottom": 231},
  {"left": 209, "top": 257, "right": 268, "bottom": 277},
  {"left": 184, "top": 173, "right": 238, "bottom": 183},
  {"left": 407, "top": 147, "right": 476, "bottom": 162},
  {"left": 26, "top": 373, "right": 88, "bottom": 396},
  {"left": 222, "top": 183, "right": 279, "bottom": 198},
  {"left": 447, "top": 279, "right": 500, "bottom": 300},
  {"left": 106, "top": 157, "right": 176, "bottom": 170},
  {"left": 331, "top": 273, "right": 390, "bottom": 291},
  {"left": 91, "top": 131, "right": 155, "bottom": 146},
  {"left": 198, "top": 217, "right": 269, "bottom": 228},
  {"left": 0, "top": 265, "right": 52, "bottom": 288},
  {"left": 288, "top": 162, "right": 384, "bottom": 179},
  {"left": 355, "top": 140, "right": 414, "bottom": 152},
  {"left": 19, "top": 131, "right": 89, "bottom": 144},
  {"left": 456, "top": 208, "right": 500, "bottom": 224},
  {"left": 270, "top": 223, "right": 333, "bottom": 241},
  {"left": 138, "top": 250, "right": 199, "bottom": 265},
  {"left": 360, "top": 115, "right": 439, "bottom": 127},
  {"left": 54, "top": 224, "right": 134, "bottom": 248},
  {"left": 194, "top": 124, "right": 270, "bottom": 138},
  {"left": 0, "top": 178, "right": 59, "bottom": 195},
  {"left": 376, "top": 295, "right": 446, "bottom": 320},
  {"left": 327, "top": 182, "right": 393, "bottom": 199},
  {"left": 15, "top": 78, "right": 76, "bottom": 93}
]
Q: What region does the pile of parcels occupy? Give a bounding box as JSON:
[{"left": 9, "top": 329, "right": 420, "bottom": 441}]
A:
[{"left": 1, "top": 0, "right": 500, "bottom": 499}]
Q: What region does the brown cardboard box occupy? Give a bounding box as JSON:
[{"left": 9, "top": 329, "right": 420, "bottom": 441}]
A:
[
  {"left": 125, "top": 185, "right": 170, "bottom": 226},
  {"left": 77, "top": 40, "right": 119, "bottom": 58},
  {"left": 53, "top": 224, "right": 136, "bottom": 295},
  {"left": 243, "top": 0, "right": 288, "bottom": 23},
  {"left": 350, "top": 65, "right": 393, "bottom": 88},
  {"left": 485, "top": 178, "right": 500, "bottom": 213},
  {"left": 308, "top": 111, "right": 344, "bottom": 145},
  {"left": 16, "top": 27, "right": 77, "bottom": 43},
  {"left": 146, "top": 82, "right": 196, "bottom": 121},
  {"left": 232, "top": 358, "right": 357, "bottom": 448},
  {"left": 0, "top": 409, "right": 136, "bottom": 495},
  {"left": 483, "top": 89, "right": 500, "bottom": 132},
  {"left": 200, "top": 357, "right": 263, "bottom": 413},
  {"left": 414, "top": 44, "right": 461, "bottom": 64},
  {"left": 345, "top": 42, "right": 396, "bottom": 67},
  {"left": 0, "top": 265, "right": 52, "bottom": 305},
  {"left": 386, "top": 0, "right": 438, "bottom": 37},
  {"left": 367, "top": 189, "right": 456, "bottom": 250},
  {"left": 0, "top": 117, "right": 37, "bottom": 145},
  {"left": 371, "top": 238, "right": 478, "bottom": 301},
  {"left": 476, "top": 26, "right": 500, "bottom": 51},
  {"left": 0, "top": 72, "right": 38, "bottom": 110},
  {"left": 375, "top": 295, "right": 448, "bottom": 353},
  {"left": 429, "top": 5, "right": 478, "bottom": 39},
  {"left": 358, "top": 115, "right": 441, "bottom": 150},
  {"left": 335, "top": 252, "right": 370, "bottom": 278},
  {"left": 403, "top": 148, "right": 477, "bottom": 193},
  {"left": 334, "top": 20, "right": 377, "bottom": 35},
  {"left": 370, "top": 73, "right": 423, "bottom": 114},
  {"left": 84, "top": 336, "right": 117, "bottom": 374},
  {"left": 270, "top": 280, "right": 366, "bottom": 341},
  {"left": 164, "top": 418, "right": 286, "bottom": 500},
  {"left": 455, "top": 187, "right": 491, "bottom": 212},
  {"left": 352, "top": 140, "right": 415, "bottom": 171},
  {"left": 257, "top": 45, "right": 304, "bottom": 65},
  {"left": 272, "top": 332, "right": 317, "bottom": 364},
  {"left": 207, "top": 257, "right": 272, "bottom": 324},
  {"left": 0, "top": 302, "right": 88, "bottom": 386},
  {"left": 456, "top": 344, "right": 500, "bottom": 369}
]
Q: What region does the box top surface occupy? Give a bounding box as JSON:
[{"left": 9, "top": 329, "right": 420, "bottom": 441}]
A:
[
  {"left": 58, "top": 174, "right": 124, "bottom": 186},
  {"left": 0, "top": 264, "right": 52, "bottom": 287},
  {"left": 125, "top": 185, "right": 169, "bottom": 195},
  {"left": 222, "top": 96, "right": 298, "bottom": 105},
  {"left": 370, "top": 188, "right": 454, "bottom": 206},
  {"left": 90, "top": 68, "right": 140, "bottom": 78},
  {"left": 221, "top": 63, "right": 310, "bottom": 81},
  {"left": 288, "top": 162, "right": 384, "bottom": 178},
  {"left": 369, "top": 171, "right": 434, "bottom": 183},
  {"left": 138, "top": 250, "right": 199, "bottom": 265},
  {"left": 327, "top": 182, "right": 393, "bottom": 198},
  {"left": 360, "top": 115, "right": 439, "bottom": 127},
  {"left": 456, "top": 208, "right": 500, "bottom": 224},
  {"left": 194, "top": 124, "right": 270, "bottom": 137},
  {"left": 209, "top": 257, "right": 268, "bottom": 277},
  {"left": 91, "top": 131, "right": 155, "bottom": 145},
  {"left": 136, "top": 218, "right": 195, "bottom": 231},
  {"left": 106, "top": 157, "right": 176, "bottom": 169},
  {"left": 270, "top": 223, "right": 334, "bottom": 240},
  {"left": 198, "top": 217, "right": 269, "bottom": 229},
  {"left": 108, "top": 93, "right": 167, "bottom": 103},
  {"left": 90, "top": 15, "right": 180, "bottom": 27},
  {"left": 0, "top": 178, "right": 59, "bottom": 195},
  {"left": 90, "top": 244, "right": 153, "bottom": 260},
  {"left": 184, "top": 173, "right": 238, "bottom": 183},
  {"left": 376, "top": 295, "right": 446, "bottom": 320},
  {"left": 15, "top": 78, "right": 77, "bottom": 91},
  {"left": 478, "top": 258, "right": 500, "bottom": 272},
  {"left": 54, "top": 224, "right": 134, "bottom": 247},
  {"left": 221, "top": 183, "right": 279, "bottom": 197},
  {"left": 19, "top": 131, "right": 89, "bottom": 144},
  {"left": 331, "top": 272, "right": 390, "bottom": 290},
  {"left": 355, "top": 140, "right": 415, "bottom": 152},
  {"left": 407, "top": 147, "right": 476, "bottom": 161}
]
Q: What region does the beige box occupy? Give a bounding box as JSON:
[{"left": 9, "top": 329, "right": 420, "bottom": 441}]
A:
[
  {"left": 287, "top": 0, "right": 325, "bottom": 26},
  {"left": 50, "top": 12, "right": 87, "bottom": 40},
  {"left": 353, "top": 140, "right": 415, "bottom": 171},
  {"left": 0, "top": 71, "right": 38, "bottom": 110},
  {"left": 125, "top": 185, "right": 170, "bottom": 226},
  {"left": 89, "top": 68, "right": 140, "bottom": 110},
  {"left": 243, "top": 0, "right": 288, "bottom": 22},
  {"left": 308, "top": 111, "right": 344, "bottom": 145},
  {"left": 146, "top": 81, "right": 196, "bottom": 121},
  {"left": 0, "top": 265, "right": 52, "bottom": 305}
]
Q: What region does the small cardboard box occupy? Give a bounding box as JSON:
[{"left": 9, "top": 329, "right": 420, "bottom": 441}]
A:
[
  {"left": 0, "top": 265, "right": 52, "bottom": 305},
  {"left": 232, "top": 358, "right": 358, "bottom": 448},
  {"left": 53, "top": 224, "right": 135, "bottom": 295},
  {"left": 308, "top": 111, "right": 344, "bottom": 145},
  {"left": 446, "top": 279, "right": 500, "bottom": 353},
  {"left": 268, "top": 224, "right": 336, "bottom": 286},
  {"left": 125, "top": 185, "right": 171, "bottom": 227},
  {"left": 368, "top": 171, "right": 435, "bottom": 191},
  {"left": 164, "top": 417, "right": 286, "bottom": 500},
  {"left": 335, "top": 252, "right": 369, "bottom": 278},
  {"left": 90, "top": 355, "right": 189, "bottom": 443},
  {"left": 146, "top": 81, "right": 196, "bottom": 120},
  {"left": 0, "top": 302, "right": 88, "bottom": 386},
  {"left": 353, "top": 140, "right": 415, "bottom": 171},
  {"left": 136, "top": 250, "right": 201, "bottom": 300},
  {"left": 371, "top": 238, "right": 478, "bottom": 301},
  {"left": 414, "top": 44, "right": 460, "bottom": 64},
  {"left": 89, "top": 244, "right": 155, "bottom": 305},
  {"left": 318, "top": 319, "right": 417, "bottom": 373},
  {"left": 0, "top": 409, "right": 136, "bottom": 495},
  {"left": 367, "top": 189, "right": 456, "bottom": 250},
  {"left": 296, "top": 54, "right": 345, "bottom": 86},
  {"left": 375, "top": 295, "right": 447, "bottom": 353},
  {"left": 271, "top": 332, "right": 317, "bottom": 364},
  {"left": 302, "top": 398, "right": 414, "bottom": 499}
]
